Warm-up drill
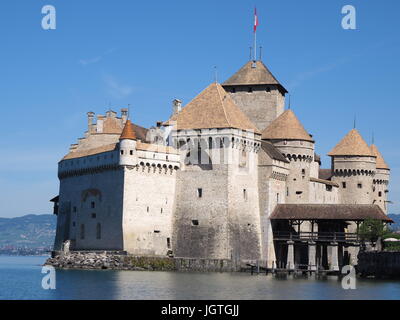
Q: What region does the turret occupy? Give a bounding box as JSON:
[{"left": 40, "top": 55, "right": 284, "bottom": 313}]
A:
[
  {"left": 328, "top": 129, "right": 376, "bottom": 205},
  {"left": 370, "top": 144, "right": 390, "bottom": 213},
  {"left": 222, "top": 60, "right": 287, "bottom": 131},
  {"left": 119, "top": 120, "right": 138, "bottom": 166},
  {"left": 261, "top": 109, "right": 314, "bottom": 203}
]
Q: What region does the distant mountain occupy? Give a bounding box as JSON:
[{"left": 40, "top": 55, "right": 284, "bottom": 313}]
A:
[
  {"left": 0, "top": 214, "right": 56, "bottom": 251},
  {"left": 388, "top": 214, "right": 400, "bottom": 231}
]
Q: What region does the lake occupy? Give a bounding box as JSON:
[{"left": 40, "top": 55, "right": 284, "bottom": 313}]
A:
[{"left": 0, "top": 255, "right": 400, "bottom": 300}]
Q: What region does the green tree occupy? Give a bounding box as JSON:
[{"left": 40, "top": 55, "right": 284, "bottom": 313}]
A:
[{"left": 358, "top": 218, "right": 388, "bottom": 245}]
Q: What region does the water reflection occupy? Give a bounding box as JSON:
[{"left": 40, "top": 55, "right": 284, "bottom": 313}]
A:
[{"left": 1, "top": 256, "right": 400, "bottom": 300}]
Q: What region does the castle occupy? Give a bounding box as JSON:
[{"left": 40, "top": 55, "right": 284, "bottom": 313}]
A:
[{"left": 52, "top": 58, "right": 391, "bottom": 271}]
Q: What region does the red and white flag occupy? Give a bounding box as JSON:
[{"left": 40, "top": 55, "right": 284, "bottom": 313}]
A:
[{"left": 253, "top": 7, "right": 259, "bottom": 33}]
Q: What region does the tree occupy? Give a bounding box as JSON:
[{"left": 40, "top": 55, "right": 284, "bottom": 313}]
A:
[{"left": 358, "top": 218, "right": 388, "bottom": 245}]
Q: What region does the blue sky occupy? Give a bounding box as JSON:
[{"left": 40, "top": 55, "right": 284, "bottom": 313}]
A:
[{"left": 0, "top": 0, "right": 399, "bottom": 217}]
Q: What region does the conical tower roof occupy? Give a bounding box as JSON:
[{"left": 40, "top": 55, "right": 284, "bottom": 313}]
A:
[
  {"left": 370, "top": 144, "right": 390, "bottom": 169},
  {"left": 261, "top": 109, "right": 313, "bottom": 142},
  {"left": 222, "top": 60, "right": 287, "bottom": 93},
  {"left": 164, "top": 83, "right": 260, "bottom": 133},
  {"left": 328, "top": 129, "right": 374, "bottom": 157},
  {"left": 120, "top": 120, "right": 137, "bottom": 140}
]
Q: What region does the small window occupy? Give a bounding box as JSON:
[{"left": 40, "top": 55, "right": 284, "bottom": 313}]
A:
[
  {"left": 154, "top": 230, "right": 161, "bottom": 234},
  {"left": 302, "top": 169, "right": 306, "bottom": 175},
  {"left": 72, "top": 222, "right": 76, "bottom": 227},
  {"left": 248, "top": 87, "right": 253, "bottom": 93},
  {"left": 161, "top": 208, "right": 163, "bottom": 214},
  {"left": 378, "top": 191, "right": 382, "bottom": 197},
  {"left": 120, "top": 150, "right": 124, "bottom": 155},
  {"left": 166, "top": 155, "right": 169, "bottom": 160},
  {"left": 130, "top": 150, "right": 133, "bottom": 155},
  {"left": 91, "top": 202, "right": 95, "bottom": 209},
  {"left": 73, "top": 206, "right": 77, "bottom": 213},
  {"left": 91, "top": 213, "right": 96, "bottom": 219},
  {"left": 266, "top": 86, "right": 270, "bottom": 92},
  {"left": 192, "top": 220, "right": 199, "bottom": 226},
  {"left": 243, "top": 189, "right": 248, "bottom": 200},
  {"left": 147, "top": 206, "right": 149, "bottom": 213},
  {"left": 342, "top": 182, "right": 347, "bottom": 189},
  {"left": 80, "top": 224, "right": 85, "bottom": 240},
  {"left": 96, "top": 223, "right": 101, "bottom": 239},
  {"left": 326, "top": 185, "right": 333, "bottom": 192},
  {"left": 277, "top": 193, "right": 280, "bottom": 203},
  {"left": 167, "top": 238, "right": 171, "bottom": 249},
  {"left": 296, "top": 191, "right": 303, "bottom": 195},
  {"left": 286, "top": 188, "right": 289, "bottom": 197},
  {"left": 197, "top": 188, "right": 203, "bottom": 198},
  {"left": 357, "top": 183, "right": 362, "bottom": 189}
]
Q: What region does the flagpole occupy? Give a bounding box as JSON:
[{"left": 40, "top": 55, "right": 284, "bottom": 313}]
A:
[{"left": 254, "top": 30, "right": 257, "bottom": 61}]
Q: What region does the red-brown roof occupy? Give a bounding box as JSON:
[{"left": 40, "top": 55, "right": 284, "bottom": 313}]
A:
[
  {"left": 270, "top": 204, "right": 392, "bottom": 222},
  {"left": 120, "top": 120, "right": 137, "bottom": 140}
]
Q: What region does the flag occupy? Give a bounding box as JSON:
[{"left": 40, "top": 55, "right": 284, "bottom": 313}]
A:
[{"left": 253, "top": 7, "right": 259, "bottom": 33}]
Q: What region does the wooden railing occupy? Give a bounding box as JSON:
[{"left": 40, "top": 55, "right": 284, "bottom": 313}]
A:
[{"left": 273, "top": 231, "right": 359, "bottom": 242}]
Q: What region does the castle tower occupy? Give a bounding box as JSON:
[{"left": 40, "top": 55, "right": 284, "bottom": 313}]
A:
[
  {"left": 328, "top": 129, "right": 376, "bottom": 205},
  {"left": 167, "top": 82, "right": 263, "bottom": 261},
  {"left": 261, "top": 109, "right": 315, "bottom": 203},
  {"left": 119, "top": 120, "right": 138, "bottom": 167},
  {"left": 370, "top": 144, "right": 390, "bottom": 213},
  {"left": 222, "top": 60, "right": 287, "bottom": 131}
]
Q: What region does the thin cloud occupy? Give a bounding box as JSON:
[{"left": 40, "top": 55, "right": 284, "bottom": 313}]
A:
[
  {"left": 103, "top": 75, "right": 135, "bottom": 99},
  {"left": 79, "top": 48, "right": 116, "bottom": 66}
]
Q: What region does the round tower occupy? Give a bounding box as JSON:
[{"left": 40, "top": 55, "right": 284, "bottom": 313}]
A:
[
  {"left": 328, "top": 129, "right": 376, "bottom": 205},
  {"left": 261, "top": 109, "right": 315, "bottom": 203},
  {"left": 370, "top": 144, "right": 390, "bottom": 213},
  {"left": 119, "top": 120, "right": 138, "bottom": 167}
]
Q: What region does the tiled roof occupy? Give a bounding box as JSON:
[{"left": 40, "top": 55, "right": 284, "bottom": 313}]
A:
[
  {"left": 62, "top": 144, "right": 118, "bottom": 160},
  {"left": 120, "top": 120, "right": 137, "bottom": 140},
  {"left": 270, "top": 204, "right": 392, "bottom": 222},
  {"left": 261, "top": 109, "right": 313, "bottom": 142},
  {"left": 370, "top": 144, "right": 390, "bottom": 170},
  {"left": 328, "top": 129, "right": 374, "bottom": 157},
  {"left": 261, "top": 141, "right": 289, "bottom": 163},
  {"left": 222, "top": 60, "right": 287, "bottom": 93},
  {"left": 164, "top": 82, "right": 260, "bottom": 134}
]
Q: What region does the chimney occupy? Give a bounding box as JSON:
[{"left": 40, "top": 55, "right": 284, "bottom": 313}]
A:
[
  {"left": 121, "top": 108, "right": 128, "bottom": 124},
  {"left": 173, "top": 99, "right": 182, "bottom": 115},
  {"left": 87, "top": 112, "right": 95, "bottom": 133}
]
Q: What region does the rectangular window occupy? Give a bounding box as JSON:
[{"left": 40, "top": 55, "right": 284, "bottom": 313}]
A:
[
  {"left": 167, "top": 238, "right": 171, "bottom": 249},
  {"left": 130, "top": 150, "right": 133, "bottom": 155},
  {"left": 243, "top": 189, "right": 247, "bottom": 200},
  {"left": 197, "top": 188, "right": 203, "bottom": 198},
  {"left": 358, "top": 183, "right": 362, "bottom": 189},
  {"left": 147, "top": 206, "right": 149, "bottom": 213},
  {"left": 342, "top": 182, "right": 347, "bottom": 188},
  {"left": 326, "top": 185, "right": 333, "bottom": 192},
  {"left": 80, "top": 224, "right": 85, "bottom": 240},
  {"left": 120, "top": 150, "right": 124, "bottom": 155},
  {"left": 286, "top": 188, "right": 289, "bottom": 197},
  {"left": 302, "top": 169, "right": 306, "bottom": 175},
  {"left": 73, "top": 206, "right": 77, "bottom": 213},
  {"left": 91, "top": 202, "right": 95, "bottom": 209},
  {"left": 192, "top": 220, "right": 199, "bottom": 226},
  {"left": 96, "top": 223, "right": 101, "bottom": 239}
]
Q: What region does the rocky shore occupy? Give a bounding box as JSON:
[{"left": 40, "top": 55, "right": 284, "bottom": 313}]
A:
[
  {"left": 45, "top": 251, "right": 240, "bottom": 272},
  {"left": 45, "top": 252, "right": 176, "bottom": 271}
]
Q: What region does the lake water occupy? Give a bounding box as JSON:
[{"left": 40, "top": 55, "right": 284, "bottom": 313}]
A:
[{"left": 1, "top": 255, "right": 400, "bottom": 300}]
